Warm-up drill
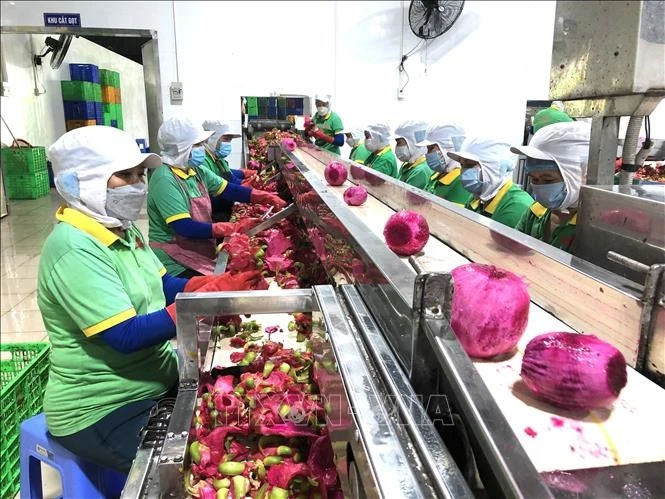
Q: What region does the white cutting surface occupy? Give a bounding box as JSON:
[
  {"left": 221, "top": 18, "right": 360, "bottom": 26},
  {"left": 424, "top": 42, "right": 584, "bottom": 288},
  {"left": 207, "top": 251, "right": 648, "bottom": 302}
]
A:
[{"left": 295, "top": 149, "right": 665, "bottom": 473}]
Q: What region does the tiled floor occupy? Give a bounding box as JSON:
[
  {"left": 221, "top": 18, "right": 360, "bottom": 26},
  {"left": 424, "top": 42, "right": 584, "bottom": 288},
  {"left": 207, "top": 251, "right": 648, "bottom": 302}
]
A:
[{"left": 1, "top": 190, "right": 150, "bottom": 498}]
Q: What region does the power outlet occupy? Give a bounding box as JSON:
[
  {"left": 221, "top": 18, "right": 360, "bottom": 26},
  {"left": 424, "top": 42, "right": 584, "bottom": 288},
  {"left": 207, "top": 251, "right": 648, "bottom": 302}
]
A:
[{"left": 170, "top": 82, "right": 184, "bottom": 104}]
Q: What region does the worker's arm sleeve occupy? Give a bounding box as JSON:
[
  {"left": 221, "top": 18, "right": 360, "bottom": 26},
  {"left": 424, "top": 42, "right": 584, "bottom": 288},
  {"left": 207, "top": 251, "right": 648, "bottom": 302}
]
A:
[
  {"left": 169, "top": 218, "right": 213, "bottom": 239},
  {"left": 101, "top": 309, "right": 176, "bottom": 354},
  {"left": 148, "top": 174, "right": 192, "bottom": 224},
  {"left": 217, "top": 181, "right": 252, "bottom": 204},
  {"left": 45, "top": 249, "right": 139, "bottom": 337},
  {"left": 162, "top": 273, "right": 189, "bottom": 304},
  {"left": 231, "top": 169, "right": 245, "bottom": 184},
  {"left": 411, "top": 169, "right": 430, "bottom": 190},
  {"left": 332, "top": 134, "right": 344, "bottom": 147}
]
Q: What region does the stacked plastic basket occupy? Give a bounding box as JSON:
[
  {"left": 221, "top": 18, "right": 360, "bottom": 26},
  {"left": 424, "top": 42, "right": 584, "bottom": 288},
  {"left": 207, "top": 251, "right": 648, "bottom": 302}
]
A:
[
  {"left": 0, "top": 140, "right": 50, "bottom": 200},
  {"left": 61, "top": 64, "right": 122, "bottom": 131}
]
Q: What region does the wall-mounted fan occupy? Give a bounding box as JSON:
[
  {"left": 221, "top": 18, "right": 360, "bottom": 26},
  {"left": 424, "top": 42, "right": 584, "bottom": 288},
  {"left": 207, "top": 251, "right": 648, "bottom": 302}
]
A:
[
  {"left": 409, "top": 0, "right": 465, "bottom": 40},
  {"left": 33, "top": 35, "right": 73, "bottom": 69}
]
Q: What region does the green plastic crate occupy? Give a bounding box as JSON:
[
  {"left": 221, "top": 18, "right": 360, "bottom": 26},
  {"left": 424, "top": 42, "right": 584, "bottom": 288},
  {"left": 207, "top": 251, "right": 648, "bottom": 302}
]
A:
[
  {"left": 103, "top": 112, "right": 112, "bottom": 126},
  {"left": 0, "top": 343, "right": 50, "bottom": 499},
  {"left": 1, "top": 146, "right": 47, "bottom": 175},
  {"left": 117, "top": 115, "right": 124, "bottom": 130},
  {"left": 246, "top": 96, "right": 257, "bottom": 109},
  {"left": 60, "top": 80, "right": 95, "bottom": 102},
  {"left": 99, "top": 68, "right": 110, "bottom": 86},
  {"left": 110, "top": 71, "right": 120, "bottom": 88},
  {"left": 92, "top": 83, "right": 102, "bottom": 103},
  {"left": 5, "top": 170, "right": 50, "bottom": 199}
]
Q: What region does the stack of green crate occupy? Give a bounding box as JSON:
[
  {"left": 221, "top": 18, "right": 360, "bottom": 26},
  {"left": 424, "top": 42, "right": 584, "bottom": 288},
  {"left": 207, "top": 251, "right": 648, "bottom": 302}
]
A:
[
  {"left": 246, "top": 97, "right": 258, "bottom": 117},
  {"left": 0, "top": 146, "right": 50, "bottom": 199},
  {"left": 100, "top": 69, "right": 123, "bottom": 130},
  {"left": 0, "top": 343, "right": 50, "bottom": 499}
]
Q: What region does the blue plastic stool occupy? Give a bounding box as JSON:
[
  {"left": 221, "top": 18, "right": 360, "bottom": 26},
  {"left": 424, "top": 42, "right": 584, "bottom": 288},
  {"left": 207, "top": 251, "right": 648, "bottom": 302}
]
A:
[{"left": 20, "top": 413, "right": 127, "bottom": 499}]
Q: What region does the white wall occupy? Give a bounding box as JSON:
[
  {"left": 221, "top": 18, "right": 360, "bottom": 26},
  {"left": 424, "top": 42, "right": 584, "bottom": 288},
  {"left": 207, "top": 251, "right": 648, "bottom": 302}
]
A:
[
  {"left": 0, "top": 33, "right": 148, "bottom": 147},
  {"left": 2, "top": 0, "right": 663, "bottom": 164}
]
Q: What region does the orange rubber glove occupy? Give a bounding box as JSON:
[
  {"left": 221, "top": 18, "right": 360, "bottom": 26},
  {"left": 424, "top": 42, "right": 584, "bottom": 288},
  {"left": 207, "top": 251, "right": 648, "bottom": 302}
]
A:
[
  {"left": 166, "top": 271, "right": 269, "bottom": 322},
  {"left": 211, "top": 218, "right": 260, "bottom": 238},
  {"left": 250, "top": 190, "right": 287, "bottom": 210}
]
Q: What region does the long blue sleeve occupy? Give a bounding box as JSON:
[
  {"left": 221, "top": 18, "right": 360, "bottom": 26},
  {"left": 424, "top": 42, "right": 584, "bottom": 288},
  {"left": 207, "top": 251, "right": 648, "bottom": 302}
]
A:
[
  {"left": 170, "top": 218, "right": 213, "bottom": 239},
  {"left": 217, "top": 181, "right": 252, "bottom": 204},
  {"left": 230, "top": 169, "right": 244, "bottom": 184},
  {"left": 162, "top": 273, "right": 188, "bottom": 304},
  {"left": 333, "top": 134, "right": 345, "bottom": 147},
  {"left": 101, "top": 309, "right": 175, "bottom": 354}
]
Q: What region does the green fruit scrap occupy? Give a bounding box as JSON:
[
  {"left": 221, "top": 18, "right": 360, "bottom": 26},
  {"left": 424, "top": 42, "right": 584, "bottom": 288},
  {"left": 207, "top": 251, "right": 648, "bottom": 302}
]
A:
[
  {"left": 233, "top": 386, "right": 245, "bottom": 396},
  {"left": 245, "top": 378, "right": 256, "bottom": 389},
  {"left": 293, "top": 452, "right": 302, "bottom": 463},
  {"left": 255, "top": 483, "right": 268, "bottom": 499},
  {"left": 256, "top": 459, "right": 266, "bottom": 479},
  {"left": 288, "top": 321, "right": 296, "bottom": 331},
  {"left": 263, "top": 362, "right": 275, "bottom": 377},
  {"left": 278, "top": 404, "right": 291, "bottom": 418},
  {"left": 216, "top": 488, "right": 229, "bottom": 499},
  {"left": 296, "top": 332, "right": 306, "bottom": 343},
  {"left": 279, "top": 362, "right": 291, "bottom": 373},
  {"left": 218, "top": 461, "right": 245, "bottom": 476},
  {"left": 269, "top": 487, "right": 289, "bottom": 499},
  {"left": 233, "top": 475, "right": 249, "bottom": 498},
  {"left": 213, "top": 478, "right": 231, "bottom": 490},
  {"left": 189, "top": 441, "right": 201, "bottom": 464},
  {"left": 264, "top": 455, "right": 283, "bottom": 466},
  {"left": 277, "top": 445, "right": 293, "bottom": 457}
]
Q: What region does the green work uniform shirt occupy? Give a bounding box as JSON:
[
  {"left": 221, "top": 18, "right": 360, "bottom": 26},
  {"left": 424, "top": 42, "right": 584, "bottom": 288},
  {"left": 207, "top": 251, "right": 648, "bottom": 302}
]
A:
[
  {"left": 516, "top": 202, "right": 578, "bottom": 252},
  {"left": 38, "top": 207, "right": 178, "bottom": 436},
  {"left": 398, "top": 156, "right": 434, "bottom": 190},
  {"left": 147, "top": 164, "right": 227, "bottom": 276},
  {"left": 365, "top": 146, "right": 399, "bottom": 179},
  {"left": 465, "top": 181, "right": 534, "bottom": 229},
  {"left": 313, "top": 111, "right": 344, "bottom": 155},
  {"left": 199, "top": 148, "right": 232, "bottom": 179},
  {"left": 349, "top": 142, "right": 371, "bottom": 164},
  {"left": 427, "top": 169, "right": 474, "bottom": 206}
]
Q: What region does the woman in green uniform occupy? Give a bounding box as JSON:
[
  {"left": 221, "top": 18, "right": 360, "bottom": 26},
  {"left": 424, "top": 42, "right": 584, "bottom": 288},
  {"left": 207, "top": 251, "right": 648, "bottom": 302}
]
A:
[
  {"left": 343, "top": 128, "right": 371, "bottom": 164},
  {"left": 394, "top": 120, "right": 433, "bottom": 190},
  {"left": 418, "top": 124, "right": 471, "bottom": 206},
  {"left": 511, "top": 121, "right": 591, "bottom": 252},
  {"left": 306, "top": 93, "right": 345, "bottom": 155},
  {"left": 448, "top": 137, "right": 533, "bottom": 228},
  {"left": 363, "top": 123, "right": 399, "bottom": 178},
  {"left": 41, "top": 126, "right": 266, "bottom": 474},
  {"left": 148, "top": 117, "right": 285, "bottom": 278}
]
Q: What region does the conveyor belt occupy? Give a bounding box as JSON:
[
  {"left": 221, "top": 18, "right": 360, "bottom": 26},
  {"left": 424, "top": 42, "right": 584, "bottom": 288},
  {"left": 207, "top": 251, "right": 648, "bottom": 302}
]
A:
[{"left": 289, "top": 146, "right": 665, "bottom": 474}]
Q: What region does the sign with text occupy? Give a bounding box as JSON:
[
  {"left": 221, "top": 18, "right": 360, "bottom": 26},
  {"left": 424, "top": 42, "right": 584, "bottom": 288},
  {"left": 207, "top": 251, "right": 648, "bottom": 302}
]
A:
[{"left": 43, "top": 13, "right": 81, "bottom": 27}]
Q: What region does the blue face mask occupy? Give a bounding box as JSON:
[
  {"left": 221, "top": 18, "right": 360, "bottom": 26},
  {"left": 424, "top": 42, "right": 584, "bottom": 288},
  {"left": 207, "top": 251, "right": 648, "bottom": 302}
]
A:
[
  {"left": 217, "top": 142, "right": 232, "bottom": 158},
  {"left": 460, "top": 167, "right": 484, "bottom": 195},
  {"left": 189, "top": 146, "right": 206, "bottom": 167},
  {"left": 531, "top": 182, "right": 567, "bottom": 209},
  {"left": 426, "top": 151, "right": 447, "bottom": 173}
]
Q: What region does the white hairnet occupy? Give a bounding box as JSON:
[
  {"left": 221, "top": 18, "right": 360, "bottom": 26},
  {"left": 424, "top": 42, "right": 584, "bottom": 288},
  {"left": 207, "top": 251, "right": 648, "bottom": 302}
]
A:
[
  {"left": 449, "top": 137, "right": 516, "bottom": 202},
  {"left": 394, "top": 120, "right": 429, "bottom": 162},
  {"left": 421, "top": 124, "right": 466, "bottom": 152},
  {"left": 315, "top": 93, "right": 332, "bottom": 105},
  {"left": 158, "top": 116, "right": 213, "bottom": 169},
  {"left": 202, "top": 120, "right": 241, "bottom": 149},
  {"left": 365, "top": 123, "right": 392, "bottom": 147},
  {"left": 49, "top": 126, "right": 162, "bottom": 228},
  {"left": 512, "top": 121, "right": 591, "bottom": 209},
  {"left": 342, "top": 128, "right": 364, "bottom": 141}
]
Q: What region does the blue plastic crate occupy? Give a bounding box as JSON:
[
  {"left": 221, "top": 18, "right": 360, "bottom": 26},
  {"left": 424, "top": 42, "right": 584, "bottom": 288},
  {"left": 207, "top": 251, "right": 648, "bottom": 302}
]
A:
[
  {"left": 278, "top": 109, "right": 287, "bottom": 120},
  {"left": 63, "top": 101, "right": 97, "bottom": 120},
  {"left": 294, "top": 107, "right": 304, "bottom": 115},
  {"left": 69, "top": 64, "right": 100, "bottom": 83},
  {"left": 94, "top": 102, "right": 103, "bottom": 120}
]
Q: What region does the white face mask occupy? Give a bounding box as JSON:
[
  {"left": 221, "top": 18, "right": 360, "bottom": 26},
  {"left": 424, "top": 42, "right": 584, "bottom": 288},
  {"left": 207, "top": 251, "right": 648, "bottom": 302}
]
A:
[
  {"left": 346, "top": 137, "right": 358, "bottom": 148},
  {"left": 106, "top": 183, "right": 147, "bottom": 228},
  {"left": 317, "top": 106, "right": 329, "bottom": 117},
  {"left": 395, "top": 145, "right": 410, "bottom": 162},
  {"left": 365, "top": 137, "right": 379, "bottom": 152}
]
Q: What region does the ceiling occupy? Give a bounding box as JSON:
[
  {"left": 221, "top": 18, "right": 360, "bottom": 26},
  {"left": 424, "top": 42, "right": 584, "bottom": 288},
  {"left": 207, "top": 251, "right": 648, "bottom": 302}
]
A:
[{"left": 79, "top": 35, "right": 151, "bottom": 64}]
